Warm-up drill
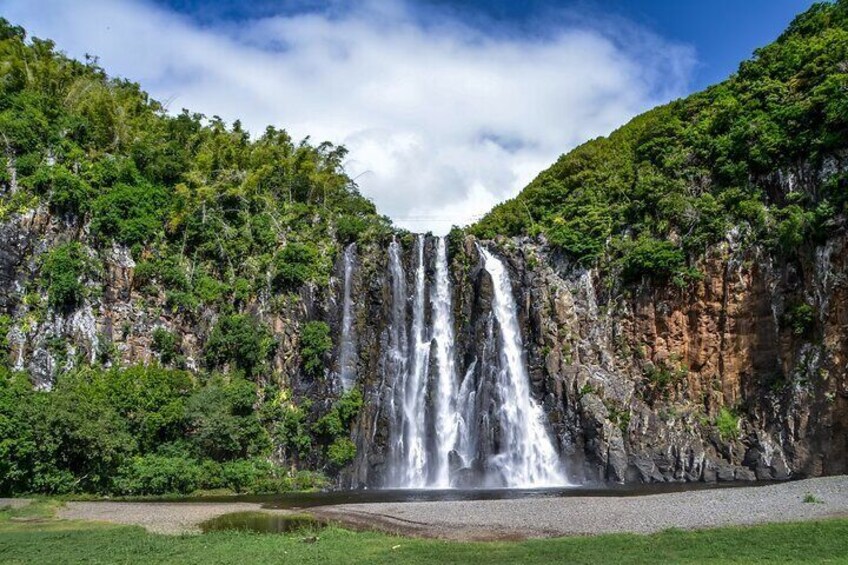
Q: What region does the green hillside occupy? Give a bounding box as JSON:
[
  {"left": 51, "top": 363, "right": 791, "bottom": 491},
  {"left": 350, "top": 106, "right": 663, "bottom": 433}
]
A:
[
  {"left": 0, "top": 19, "right": 389, "bottom": 305},
  {"left": 0, "top": 18, "right": 383, "bottom": 496},
  {"left": 472, "top": 0, "right": 848, "bottom": 285}
]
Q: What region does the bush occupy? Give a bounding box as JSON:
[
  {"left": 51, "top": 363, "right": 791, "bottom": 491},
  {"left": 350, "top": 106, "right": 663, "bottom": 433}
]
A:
[
  {"left": 90, "top": 182, "right": 169, "bottom": 249},
  {"left": 271, "top": 393, "right": 312, "bottom": 460},
  {"left": 716, "top": 407, "right": 739, "bottom": 441},
  {"left": 300, "top": 321, "right": 332, "bottom": 379},
  {"left": 41, "top": 242, "right": 88, "bottom": 310},
  {"left": 220, "top": 459, "right": 264, "bottom": 493},
  {"left": 165, "top": 290, "right": 198, "bottom": 314},
  {"left": 312, "top": 389, "right": 362, "bottom": 442},
  {"left": 204, "top": 314, "right": 272, "bottom": 376},
  {"left": 327, "top": 437, "right": 356, "bottom": 467},
  {"left": 620, "top": 236, "right": 686, "bottom": 283},
  {"left": 25, "top": 164, "right": 92, "bottom": 216},
  {"left": 103, "top": 365, "right": 194, "bottom": 453},
  {"left": 0, "top": 314, "right": 11, "bottom": 362},
  {"left": 193, "top": 274, "right": 229, "bottom": 304},
  {"left": 114, "top": 454, "right": 206, "bottom": 495},
  {"left": 151, "top": 327, "right": 180, "bottom": 365},
  {"left": 335, "top": 215, "right": 367, "bottom": 244},
  {"left": 784, "top": 302, "right": 816, "bottom": 337},
  {"left": 775, "top": 205, "right": 811, "bottom": 252},
  {"left": 185, "top": 376, "right": 269, "bottom": 461},
  {"left": 273, "top": 243, "right": 320, "bottom": 291}
]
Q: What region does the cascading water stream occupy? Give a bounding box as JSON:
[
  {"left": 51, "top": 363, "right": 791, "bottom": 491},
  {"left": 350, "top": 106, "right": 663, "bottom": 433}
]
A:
[
  {"left": 400, "top": 235, "right": 429, "bottom": 487},
  {"left": 478, "top": 247, "right": 567, "bottom": 487},
  {"left": 338, "top": 244, "right": 357, "bottom": 392},
  {"left": 361, "top": 235, "right": 567, "bottom": 488},
  {"left": 385, "top": 238, "right": 409, "bottom": 484},
  {"left": 431, "top": 237, "right": 459, "bottom": 487}
]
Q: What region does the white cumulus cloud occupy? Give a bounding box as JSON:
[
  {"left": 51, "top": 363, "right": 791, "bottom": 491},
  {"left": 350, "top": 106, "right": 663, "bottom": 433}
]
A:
[{"left": 0, "top": 0, "right": 695, "bottom": 233}]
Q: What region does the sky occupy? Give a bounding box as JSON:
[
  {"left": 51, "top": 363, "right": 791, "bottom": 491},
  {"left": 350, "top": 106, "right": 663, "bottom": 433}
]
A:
[{"left": 0, "top": 0, "right": 818, "bottom": 233}]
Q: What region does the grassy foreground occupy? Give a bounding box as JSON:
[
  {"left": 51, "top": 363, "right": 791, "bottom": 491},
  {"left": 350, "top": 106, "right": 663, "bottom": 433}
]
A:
[{"left": 2, "top": 502, "right": 848, "bottom": 564}]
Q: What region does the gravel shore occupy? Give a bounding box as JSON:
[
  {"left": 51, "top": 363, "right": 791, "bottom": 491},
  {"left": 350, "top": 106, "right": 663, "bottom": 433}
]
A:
[
  {"left": 310, "top": 476, "right": 848, "bottom": 540},
  {"left": 0, "top": 499, "right": 32, "bottom": 510},
  {"left": 54, "top": 476, "right": 848, "bottom": 539},
  {"left": 58, "top": 502, "right": 291, "bottom": 535}
]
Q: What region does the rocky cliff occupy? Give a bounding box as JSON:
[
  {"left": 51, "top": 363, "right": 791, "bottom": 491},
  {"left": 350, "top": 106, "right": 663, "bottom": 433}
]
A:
[
  {"left": 2, "top": 168, "right": 846, "bottom": 487},
  {"left": 3, "top": 198, "right": 846, "bottom": 487},
  {"left": 335, "top": 204, "right": 846, "bottom": 486}
]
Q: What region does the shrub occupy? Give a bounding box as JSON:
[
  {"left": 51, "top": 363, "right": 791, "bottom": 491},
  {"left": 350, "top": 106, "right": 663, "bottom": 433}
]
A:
[
  {"left": 41, "top": 242, "right": 88, "bottom": 310},
  {"left": 619, "top": 236, "right": 686, "bottom": 283},
  {"left": 90, "top": 182, "right": 169, "bottom": 249},
  {"left": 272, "top": 394, "right": 312, "bottom": 460},
  {"left": 335, "top": 215, "right": 367, "bottom": 244},
  {"left": 803, "top": 492, "right": 824, "bottom": 504},
  {"left": 0, "top": 314, "right": 11, "bottom": 361},
  {"left": 774, "top": 205, "right": 811, "bottom": 252},
  {"left": 114, "top": 454, "right": 205, "bottom": 495},
  {"left": 103, "top": 365, "right": 194, "bottom": 452},
  {"left": 193, "top": 274, "right": 228, "bottom": 304},
  {"left": 312, "top": 389, "right": 362, "bottom": 443},
  {"left": 784, "top": 302, "right": 816, "bottom": 337},
  {"left": 204, "top": 314, "right": 273, "bottom": 377},
  {"left": 220, "top": 458, "right": 269, "bottom": 493},
  {"left": 165, "top": 290, "right": 199, "bottom": 313},
  {"left": 185, "top": 377, "right": 270, "bottom": 461},
  {"left": 26, "top": 164, "right": 92, "bottom": 216},
  {"left": 273, "top": 243, "right": 320, "bottom": 291},
  {"left": 716, "top": 407, "right": 739, "bottom": 441},
  {"left": 151, "top": 327, "right": 180, "bottom": 366},
  {"left": 300, "top": 321, "right": 332, "bottom": 379},
  {"left": 327, "top": 437, "right": 356, "bottom": 467}
]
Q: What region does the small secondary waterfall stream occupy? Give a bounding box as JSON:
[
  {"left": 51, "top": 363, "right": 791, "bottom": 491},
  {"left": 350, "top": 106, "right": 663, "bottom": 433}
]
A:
[
  {"left": 338, "top": 235, "right": 567, "bottom": 488},
  {"left": 338, "top": 244, "right": 357, "bottom": 392}
]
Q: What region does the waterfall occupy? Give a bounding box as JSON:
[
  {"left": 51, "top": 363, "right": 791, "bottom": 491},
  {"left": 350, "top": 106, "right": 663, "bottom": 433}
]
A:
[
  {"left": 478, "top": 246, "right": 567, "bottom": 487},
  {"left": 338, "top": 244, "right": 357, "bottom": 391},
  {"left": 377, "top": 235, "right": 566, "bottom": 489},
  {"left": 400, "top": 235, "right": 429, "bottom": 487},
  {"left": 431, "top": 237, "right": 458, "bottom": 487},
  {"left": 386, "top": 237, "right": 409, "bottom": 484}
]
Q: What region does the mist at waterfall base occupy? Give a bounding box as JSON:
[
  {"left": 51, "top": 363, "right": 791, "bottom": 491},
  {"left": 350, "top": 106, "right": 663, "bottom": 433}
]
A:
[{"left": 336, "top": 235, "right": 569, "bottom": 490}]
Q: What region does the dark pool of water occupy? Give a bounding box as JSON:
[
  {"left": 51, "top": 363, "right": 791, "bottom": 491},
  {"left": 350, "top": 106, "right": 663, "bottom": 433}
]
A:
[
  {"left": 138, "top": 480, "right": 773, "bottom": 510},
  {"left": 200, "top": 512, "right": 326, "bottom": 534}
]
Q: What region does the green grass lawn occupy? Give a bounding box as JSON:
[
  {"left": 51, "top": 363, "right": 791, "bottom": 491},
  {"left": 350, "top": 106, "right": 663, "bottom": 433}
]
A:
[{"left": 2, "top": 502, "right": 848, "bottom": 564}]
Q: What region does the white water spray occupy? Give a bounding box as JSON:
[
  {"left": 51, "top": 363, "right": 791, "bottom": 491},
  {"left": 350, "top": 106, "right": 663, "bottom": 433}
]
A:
[
  {"left": 479, "top": 246, "right": 567, "bottom": 487},
  {"left": 431, "top": 237, "right": 459, "bottom": 487},
  {"left": 400, "top": 235, "right": 430, "bottom": 486},
  {"left": 338, "top": 244, "right": 357, "bottom": 391}
]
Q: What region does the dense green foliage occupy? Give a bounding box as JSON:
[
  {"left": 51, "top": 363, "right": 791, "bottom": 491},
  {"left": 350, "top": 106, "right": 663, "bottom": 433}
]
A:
[
  {"left": 0, "top": 18, "right": 380, "bottom": 496},
  {"left": 473, "top": 0, "right": 848, "bottom": 283},
  {"left": 3, "top": 505, "right": 848, "bottom": 565},
  {"left": 313, "top": 389, "right": 363, "bottom": 466},
  {"left": 0, "top": 16, "right": 389, "bottom": 313},
  {"left": 204, "top": 314, "right": 273, "bottom": 377},
  {"left": 151, "top": 327, "right": 181, "bottom": 367},
  {"left": 299, "top": 321, "right": 332, "bottom": 379},
  {"left": 40, "top": 242, "right": 89, "bottom": 309},
  {"left": 0, "top": 365, "right": 329, "bottom": 496}
]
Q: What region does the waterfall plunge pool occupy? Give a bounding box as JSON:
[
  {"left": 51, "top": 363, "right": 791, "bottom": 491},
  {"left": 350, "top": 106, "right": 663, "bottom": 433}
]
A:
[{"left": 131, "top": 481, "right": 775, "bottom": 510}]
